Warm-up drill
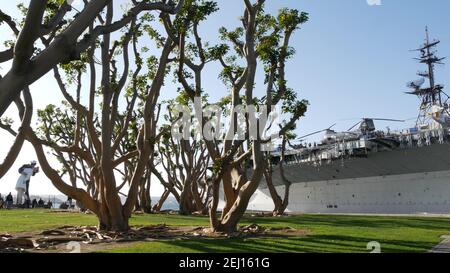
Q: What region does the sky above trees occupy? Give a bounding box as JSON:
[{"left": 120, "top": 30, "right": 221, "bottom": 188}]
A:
[{"left": 1, "top": 0, "right": 450, "bottom": 195}]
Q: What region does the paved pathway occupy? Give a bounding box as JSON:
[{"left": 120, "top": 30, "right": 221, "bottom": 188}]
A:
[{"left": 429, "top": 235, "right": 450, "bottom": 253}]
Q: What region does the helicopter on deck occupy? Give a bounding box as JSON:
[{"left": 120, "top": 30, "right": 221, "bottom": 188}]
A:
[{"left": 294, "top": 118, "right": 406, "bottom": 147}]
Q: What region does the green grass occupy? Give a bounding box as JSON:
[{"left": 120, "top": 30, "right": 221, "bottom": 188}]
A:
[
  {"left": 1, "top": 209, "right": 450, "bottom": 253},
  {"left": 0, "top": 209, "right": 209, "bottom": 233}
]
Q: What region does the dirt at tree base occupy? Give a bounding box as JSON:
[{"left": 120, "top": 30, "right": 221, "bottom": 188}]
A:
[{"left": 0, "top": 224, "right": 310, "bottom": 253}]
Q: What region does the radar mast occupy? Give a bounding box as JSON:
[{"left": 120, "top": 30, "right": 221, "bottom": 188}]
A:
[{"left": 407, "top": 27, "right": 448, "bottom": 129}]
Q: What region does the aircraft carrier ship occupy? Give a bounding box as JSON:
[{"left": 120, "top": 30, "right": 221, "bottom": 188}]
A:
[{"left": 249, "top": 29, "right": 450, "bottom": 214}]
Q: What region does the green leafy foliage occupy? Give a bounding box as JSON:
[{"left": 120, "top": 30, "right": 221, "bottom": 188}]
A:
[
  {"left": 281, "top": 88, "right": 309, "bottom": 117},
  {"left": 37, "top": 103, "right": 77, "bottom": 146}
]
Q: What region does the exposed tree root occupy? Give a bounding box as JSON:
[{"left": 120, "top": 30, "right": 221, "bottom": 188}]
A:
[{"left": 1, "top": 224, "right": 310, "bottom": 253}]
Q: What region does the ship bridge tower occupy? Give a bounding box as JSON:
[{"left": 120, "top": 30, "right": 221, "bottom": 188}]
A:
[{"left": 407, "top": 27, "right": 449, "bottom": 129}]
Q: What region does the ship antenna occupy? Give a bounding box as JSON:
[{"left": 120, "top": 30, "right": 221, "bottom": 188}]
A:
[
  {"left": 425, "top": 26, "right": 438, "bottom": 103},
  {"left": 406, "top": 27, "right": 448, "bottom": 128}
]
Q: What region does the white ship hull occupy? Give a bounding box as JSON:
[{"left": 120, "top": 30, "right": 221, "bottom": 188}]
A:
[
  {"left": 248, "top": 144, "right": 450, "bottom": 214},
  {"left": 249, "top": 170, "right": 450, "bottom": 214}
]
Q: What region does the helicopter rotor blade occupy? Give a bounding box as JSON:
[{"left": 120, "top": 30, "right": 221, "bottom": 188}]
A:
[
  {"left": 348, "top": 118, "right": 405, "bottom": 132},
  {"left": 369, "top": 118, "right": 406, "bottom": 122},
  {"left": 296, "top": 124, "right": 337, "bottom": 140},
  {"left": 297, "top": 130, "right": 327, "bottom": 140},
  {"left": 347, "top": 121, "right": 362, "bottom": 132}
]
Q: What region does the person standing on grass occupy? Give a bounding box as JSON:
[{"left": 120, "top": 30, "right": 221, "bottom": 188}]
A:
[
  {"left": 15, "top": 161, "right": 39, "bottom": 206},
  {"left": 67, "top": 197, "right": 73, "bottom": 209},
  {"left": 5, "top": 193, "right": 13, "bottom": 209}
]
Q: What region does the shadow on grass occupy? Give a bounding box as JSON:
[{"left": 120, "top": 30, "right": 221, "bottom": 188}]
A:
[
  {"left": 125, "top": 213, "right": 450, "bottom": 253},
  {"left": 241, "top": 214, "right": 450, "bottom": 231},
  {"left": 128, "top": 233, "right": 436, "bottom": 253}
]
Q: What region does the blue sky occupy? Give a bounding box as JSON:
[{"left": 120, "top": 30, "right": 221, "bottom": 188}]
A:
[{"left": 1, "top": 0, "right": 450, "bottom": 195}]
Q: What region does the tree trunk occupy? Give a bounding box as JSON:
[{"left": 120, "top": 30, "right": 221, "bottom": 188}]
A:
[
  {"left": 98, "top": 205, "right": 129, "bottom": 231},
  {"left": 179, "top": 192, "right": 193, "bottom": 215},
  {"left": 217, "top": 180, "right": 260, "bottom": 233},
  {"left": 270, "top": 135, "right": 292, "bottom": 216},
  {"left": 0, "top": 89, "right": 32, "bottom": 178},
  {"left": 192, "top": 180, "right": 207, "bottom": 214},
  {"left": 264, "top": 170, "right": 288, "bottom": 216},
  {"left": 220, "top": 166, "right": 244, "bottom": 217},
  {"left": 139, "top": 174, "right": 152, "bottom": 213},
  {"left": 152, "top": 189, "right": 170, "bottom": 212},
  {"left": 214, "top": 154, "right": 266, "bottom": 233},
  {"left": 179, "top": 180, "right": 195, "bottom": 215},
  {"left": 140, "top": 190, "right": 152, "bottom": 213},
  {"left": 134, "top": 199, "right": 141, "bottom": 212},
  {"left": 208, "top": 178, "right": 221, "bottom": 231}
]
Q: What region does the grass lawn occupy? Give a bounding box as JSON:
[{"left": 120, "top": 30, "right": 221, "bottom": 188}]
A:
[{"left": 1, "top": 209, "right": 450, "bottom": 253}]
